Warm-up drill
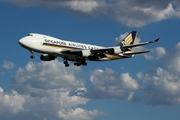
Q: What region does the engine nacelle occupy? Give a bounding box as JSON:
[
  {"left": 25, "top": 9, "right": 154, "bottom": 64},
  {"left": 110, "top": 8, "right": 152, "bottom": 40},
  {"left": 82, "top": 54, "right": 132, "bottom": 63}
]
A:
[
  {"left": 40, "top": 54, "right": 56, "bottom": 61},
  {"left": 80, "top": 50, "right": 91, "bottom": 57},
  {"left": 110, "top": 46, "right": 122, "bottom": 54}
]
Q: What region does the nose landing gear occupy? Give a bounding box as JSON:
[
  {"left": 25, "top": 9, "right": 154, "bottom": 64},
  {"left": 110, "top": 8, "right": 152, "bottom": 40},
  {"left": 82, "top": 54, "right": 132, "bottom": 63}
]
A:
[{"left": 30, "top": 50, "right": 35, "bottom": 59}]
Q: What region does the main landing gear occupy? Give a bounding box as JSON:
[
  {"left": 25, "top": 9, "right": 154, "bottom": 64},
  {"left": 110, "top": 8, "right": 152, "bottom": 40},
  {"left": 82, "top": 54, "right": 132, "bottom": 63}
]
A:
[
  {"left": 30, "top": 50, "right": 35, "bottom": 59},
  {"left": 74, "top": 61, "right": 87, "bottom": 66},
  {"left": 63, "top": 59, "right": 69, "bottom": 67},
  {"left": 63, "top": 59, "right": 87, "bottom": 67}
]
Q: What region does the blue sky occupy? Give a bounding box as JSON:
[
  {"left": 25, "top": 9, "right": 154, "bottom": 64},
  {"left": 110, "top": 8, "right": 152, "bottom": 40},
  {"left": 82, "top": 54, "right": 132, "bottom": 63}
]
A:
[{"left": 1, "top": 0, "right": 180, "bottom": 120}]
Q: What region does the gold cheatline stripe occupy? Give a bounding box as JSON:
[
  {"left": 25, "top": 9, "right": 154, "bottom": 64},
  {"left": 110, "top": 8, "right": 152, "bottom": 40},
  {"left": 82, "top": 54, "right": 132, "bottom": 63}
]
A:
[{"left": 105, "top": 54, "right": 123, "bottom": 60}]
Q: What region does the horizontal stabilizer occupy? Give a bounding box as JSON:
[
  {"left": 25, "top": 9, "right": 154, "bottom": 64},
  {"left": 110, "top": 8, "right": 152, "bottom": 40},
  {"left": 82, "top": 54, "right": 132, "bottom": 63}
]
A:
[
  {"left": 123, "top": 51, "right": 150, "bottom": 55},
  {"left": 122, "top": 38, "right": 160, "bottom": 49}
]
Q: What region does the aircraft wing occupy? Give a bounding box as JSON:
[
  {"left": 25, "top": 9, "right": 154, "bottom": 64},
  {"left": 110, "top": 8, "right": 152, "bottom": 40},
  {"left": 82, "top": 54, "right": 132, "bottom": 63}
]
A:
[
  {"left": 60, "top": 49, "right": 107, "bottom": 60},
  {"left": 60, "top": 49, "right": 150, "bottom": 58},
  {"left": 57, "top": 38, "right": 160, "bottom": 59}
]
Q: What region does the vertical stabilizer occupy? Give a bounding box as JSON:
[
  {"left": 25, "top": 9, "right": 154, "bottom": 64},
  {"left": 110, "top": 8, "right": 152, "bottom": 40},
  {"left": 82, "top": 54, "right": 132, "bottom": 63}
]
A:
[{"left": 116, "top": 31, "right": 138, "bottom": 51}]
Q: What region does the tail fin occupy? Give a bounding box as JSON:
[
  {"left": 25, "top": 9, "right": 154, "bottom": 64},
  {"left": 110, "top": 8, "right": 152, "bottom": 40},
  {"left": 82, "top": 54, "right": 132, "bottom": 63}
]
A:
[{"left": 116, "top": 31, "right": 138, "bottom": 51}]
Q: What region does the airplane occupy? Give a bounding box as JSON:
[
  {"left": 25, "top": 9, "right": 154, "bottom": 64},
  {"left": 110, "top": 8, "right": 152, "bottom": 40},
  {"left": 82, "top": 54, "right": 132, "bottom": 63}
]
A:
[{"left": 18, "top": 31, "right": 160, "bottom": 67}]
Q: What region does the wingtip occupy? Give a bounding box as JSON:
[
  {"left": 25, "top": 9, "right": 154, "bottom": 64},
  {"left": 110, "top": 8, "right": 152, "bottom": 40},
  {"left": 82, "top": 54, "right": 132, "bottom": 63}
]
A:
[{"left": 155, "top": 38, "right": 160, "bottom": 42}]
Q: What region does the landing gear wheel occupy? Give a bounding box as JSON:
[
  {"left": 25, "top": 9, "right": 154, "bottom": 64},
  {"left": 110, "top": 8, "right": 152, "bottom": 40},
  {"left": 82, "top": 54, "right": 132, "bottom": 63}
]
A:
[
  {"left": 30, "top": 55, "right": 35, "bottom": 59},
  {"left": 65, "top": 64, "right": 69, "bottom": 67},
  {"left": 64, "top": 59, "right": 69, "bottom": 67}
]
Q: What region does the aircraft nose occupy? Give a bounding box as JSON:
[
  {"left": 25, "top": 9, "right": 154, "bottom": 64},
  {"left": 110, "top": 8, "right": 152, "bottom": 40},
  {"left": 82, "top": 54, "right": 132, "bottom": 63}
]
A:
[
  {"left": 18, "top": 37, "right": 31, "bottom": 48},
  {"left": 18, "top": 38, "right": 24, "bottom": 46}
]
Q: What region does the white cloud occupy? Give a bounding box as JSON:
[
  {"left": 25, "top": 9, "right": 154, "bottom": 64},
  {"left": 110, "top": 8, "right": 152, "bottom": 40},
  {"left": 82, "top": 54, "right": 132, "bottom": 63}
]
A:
[
  {"left": 0, "top": 60, "right": 104, "bottom": 120},
  {"left": 136, "top": 72, "right": 144, "bottom": 80},
  {"left": 11, "top": 60, "right": 84, "bottom": 95},
  {"left": 109, "top": 1, "right": 180, "bottom": 27},
  {"left": 163, "top": 42, "right": 180, "bottom": 74},
  {"left": 58, "top": 108, "right": 105, "bottom": 120},
  {"left": 1, "top": 0, "right": 180, "bottom": 27},
  {"left": 59, "top": 0, "right": 99, "bottom": 14},
  {"left": 140, "top": 68, "right": 180, "bottom": 106},
  {"left": 85, "top": 68, "right": 139, "bottom": 101},
  {"left": 0, "top": 88, "right": 103, "bottom": 120},
  {"left": 0, "top": 88, "right": 25, "bottom": 114},
  {"left": 145, "top": 47, "right": 166, "bottom": 60},
  {"left": 1, "top": 60, "right": 15, "bottom": 70},
  {"left": 127, "top": 92, "right": 134, "bottom": 101},
  {"left": 136, "top": 42, "right": 180, "bottom": 106}
]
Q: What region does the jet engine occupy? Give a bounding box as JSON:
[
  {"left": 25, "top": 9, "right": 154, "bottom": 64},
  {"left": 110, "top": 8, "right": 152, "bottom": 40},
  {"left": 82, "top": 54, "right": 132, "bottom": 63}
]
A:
[
  {"left": 40, "top": 54, "right": 56, "bottom": 61},
  {"left": 107, "top": 46, "right": 122, "bottom": 54},
  {"left": 79, "top": 50, "right": 91, "bottom": 57},
  {"left": 112, "top": 46, "right": 122, "bottom": 54}
]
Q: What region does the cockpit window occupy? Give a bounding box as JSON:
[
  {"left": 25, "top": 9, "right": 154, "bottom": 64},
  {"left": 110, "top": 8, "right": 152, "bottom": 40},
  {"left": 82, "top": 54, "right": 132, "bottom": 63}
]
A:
[{"left": 27, "top": 33, "right": 33, "bottom": 36}]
